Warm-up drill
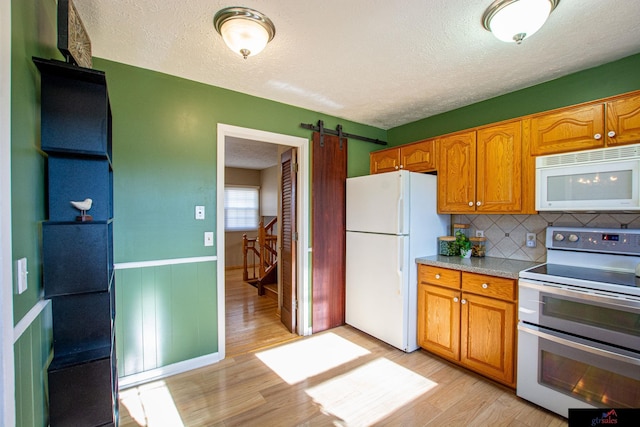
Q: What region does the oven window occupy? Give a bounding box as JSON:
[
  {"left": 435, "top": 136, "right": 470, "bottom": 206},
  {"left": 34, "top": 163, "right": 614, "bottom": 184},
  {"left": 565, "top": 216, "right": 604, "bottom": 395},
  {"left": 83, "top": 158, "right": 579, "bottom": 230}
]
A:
[
  {"left": 541, "top": 351, "right": 640, "bottom": 407},
  {"left": 543, "top": 295, "right": 640, "bottom": 338}
]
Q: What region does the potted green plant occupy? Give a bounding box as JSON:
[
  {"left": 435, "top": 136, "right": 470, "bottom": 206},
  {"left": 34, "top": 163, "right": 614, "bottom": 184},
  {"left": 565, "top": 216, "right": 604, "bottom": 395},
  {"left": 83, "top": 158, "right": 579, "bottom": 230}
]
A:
[{"left": 455, "top": 230, "right": 472, "bottom": 258}]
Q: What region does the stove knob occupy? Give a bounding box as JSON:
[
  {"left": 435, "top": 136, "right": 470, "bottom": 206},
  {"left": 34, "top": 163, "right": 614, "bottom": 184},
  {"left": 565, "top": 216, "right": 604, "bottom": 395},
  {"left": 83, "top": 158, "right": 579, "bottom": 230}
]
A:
[
  {"left": 554, "top": 233, "right": 565, "bottom": 241},
  {"left": 568, "top": 234, "right": 579, "bottom": 242}
]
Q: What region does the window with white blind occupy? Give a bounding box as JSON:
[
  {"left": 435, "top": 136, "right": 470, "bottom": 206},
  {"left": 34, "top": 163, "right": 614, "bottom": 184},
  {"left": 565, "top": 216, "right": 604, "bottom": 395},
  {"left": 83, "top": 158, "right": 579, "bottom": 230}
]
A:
[{"left": 224, "top": 186, "right": 260, "bottom": 231}]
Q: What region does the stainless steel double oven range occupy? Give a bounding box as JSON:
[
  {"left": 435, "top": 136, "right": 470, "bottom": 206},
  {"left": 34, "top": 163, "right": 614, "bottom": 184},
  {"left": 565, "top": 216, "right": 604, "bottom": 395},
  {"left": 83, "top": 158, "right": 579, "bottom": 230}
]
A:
[{"left": 517, "top": 227, "right": 640, "bottom": 417}]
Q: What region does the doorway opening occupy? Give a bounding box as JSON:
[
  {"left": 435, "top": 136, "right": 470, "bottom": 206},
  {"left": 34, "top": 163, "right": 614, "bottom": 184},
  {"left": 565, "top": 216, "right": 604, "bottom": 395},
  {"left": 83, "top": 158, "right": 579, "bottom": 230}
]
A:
[{"left": 216, "top": 124, "right": 310, "bottom": 359}]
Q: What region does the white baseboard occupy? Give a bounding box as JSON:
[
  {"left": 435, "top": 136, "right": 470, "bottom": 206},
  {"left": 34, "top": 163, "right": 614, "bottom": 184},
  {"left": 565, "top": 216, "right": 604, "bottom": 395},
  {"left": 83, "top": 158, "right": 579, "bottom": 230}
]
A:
[{"left": 118, "top": 352, "right": 221, "bottom": 389}]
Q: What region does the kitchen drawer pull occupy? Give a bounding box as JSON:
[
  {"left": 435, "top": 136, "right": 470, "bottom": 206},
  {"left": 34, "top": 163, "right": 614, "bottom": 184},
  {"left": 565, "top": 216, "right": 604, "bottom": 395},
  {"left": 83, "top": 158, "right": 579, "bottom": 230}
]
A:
[
  {"left": 482, "top": 283, "right": 489, "bottom": 289},
  {"left": 594, "top": 133, "right": 602, "bottom": 140},
  {"left": 608, "top": 130, "right": 616, "bottom": 138},
  {"left": 435, "top": 274, "right": 441, "bottom": 279}
]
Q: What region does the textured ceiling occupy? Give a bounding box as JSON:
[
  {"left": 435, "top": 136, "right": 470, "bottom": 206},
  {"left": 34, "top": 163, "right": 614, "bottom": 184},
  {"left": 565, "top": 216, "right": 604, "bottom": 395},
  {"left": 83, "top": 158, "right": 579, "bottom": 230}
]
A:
[
  {"left": 74, "top": 0, "right": 640, "bottom": 166},
  {"left": 225, "top": 136, "right": 280, "bottom": 170}
]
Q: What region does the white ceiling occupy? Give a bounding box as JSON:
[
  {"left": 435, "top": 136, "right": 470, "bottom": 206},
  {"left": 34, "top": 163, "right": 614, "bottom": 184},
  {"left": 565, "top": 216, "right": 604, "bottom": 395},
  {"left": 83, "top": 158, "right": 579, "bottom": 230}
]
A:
[{"left": 74, "top": 0, "right": 640, "bottom": 167}]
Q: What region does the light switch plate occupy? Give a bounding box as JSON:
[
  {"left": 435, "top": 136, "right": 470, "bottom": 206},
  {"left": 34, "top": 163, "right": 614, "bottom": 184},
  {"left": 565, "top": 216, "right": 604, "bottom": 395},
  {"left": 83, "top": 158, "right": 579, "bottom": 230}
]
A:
[
  {"left": 16, "top": 257, "right": 28, "bottom": 294},
  {"left": 204, "top": 231, "right": 214, "bottom": 247},
  {"left": 195, "top": 205, "right": 205, "bottom": 220}
]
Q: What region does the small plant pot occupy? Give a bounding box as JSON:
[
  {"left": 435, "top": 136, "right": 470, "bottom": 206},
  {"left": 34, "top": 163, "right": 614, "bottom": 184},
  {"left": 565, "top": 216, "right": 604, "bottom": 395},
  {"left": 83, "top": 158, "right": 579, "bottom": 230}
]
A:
[{"left": 460, "top": 249, "right": 472, "bottom": 259}]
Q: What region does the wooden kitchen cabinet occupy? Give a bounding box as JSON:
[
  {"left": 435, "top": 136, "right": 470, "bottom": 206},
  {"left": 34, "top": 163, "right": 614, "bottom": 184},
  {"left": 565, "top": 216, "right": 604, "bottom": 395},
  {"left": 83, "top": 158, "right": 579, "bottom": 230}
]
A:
[
  {"left": 606, "top": 92, "right": 640, "bottom": 146},
  {"left": 438, "top": 120, "right": 524, "bottom": 214},
  {"left": 531, "top": 91, "right": 640, "bottom": 156},
  {"left": 436, "top": 131, "right": 476, "bottom": 212},
  {"left": 370, "top": 147, "right": 400, "bottom": 174},
  {"left": 370, "top": 138, "right": 436, "bottom": 174},
  {"left": 417, "top": 265, "right": 517, "bottom": 388}
]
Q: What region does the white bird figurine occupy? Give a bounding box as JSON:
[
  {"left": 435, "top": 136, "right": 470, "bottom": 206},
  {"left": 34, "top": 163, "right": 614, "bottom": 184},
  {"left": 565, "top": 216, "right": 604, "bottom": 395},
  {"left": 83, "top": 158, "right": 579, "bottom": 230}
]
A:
[
  {"left": 70, "top": 198, "right": 93, "bottom": 212},
  {"left": 71, "top": 198, "right": 93, "bottom": 221}
]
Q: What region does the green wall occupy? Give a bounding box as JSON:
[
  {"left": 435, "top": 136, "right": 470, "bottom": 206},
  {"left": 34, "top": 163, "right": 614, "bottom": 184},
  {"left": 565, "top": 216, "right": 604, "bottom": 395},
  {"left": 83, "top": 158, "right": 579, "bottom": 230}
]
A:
[
  {"left": 11, "top": 0, "right": 58, "bottom": 425},
  {"left": 95, "top": 58, "right": 387, "bottom": 263},
  {"left": 388, "top": 53, "right": 640, "bottom": 145},
  {"left": 93, "top": 58, "right": 386, "bottom": 377}
]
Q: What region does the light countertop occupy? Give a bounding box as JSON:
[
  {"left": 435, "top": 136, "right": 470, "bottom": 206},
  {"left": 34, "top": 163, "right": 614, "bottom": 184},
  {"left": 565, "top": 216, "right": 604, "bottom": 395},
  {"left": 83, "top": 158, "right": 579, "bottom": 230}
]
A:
[{"left": 415, "top": 255, "right": 541, "bottom": 279}]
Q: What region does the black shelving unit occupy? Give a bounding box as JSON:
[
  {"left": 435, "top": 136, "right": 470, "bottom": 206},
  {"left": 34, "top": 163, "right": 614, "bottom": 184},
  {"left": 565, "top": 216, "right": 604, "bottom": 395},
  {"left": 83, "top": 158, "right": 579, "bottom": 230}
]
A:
[{"left": 34, "top": 57, "right": 118, "bottom": 427}]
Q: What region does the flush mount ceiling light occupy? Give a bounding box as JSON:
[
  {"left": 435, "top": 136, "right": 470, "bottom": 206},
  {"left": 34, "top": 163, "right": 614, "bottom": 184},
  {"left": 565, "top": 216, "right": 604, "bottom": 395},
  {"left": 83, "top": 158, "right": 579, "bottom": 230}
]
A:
[
  {"left": 482, "top": 0, "right": 560, "bottom": 44},
  {"left": 214, "top": 6, "right": 276, "bottom": 59}
]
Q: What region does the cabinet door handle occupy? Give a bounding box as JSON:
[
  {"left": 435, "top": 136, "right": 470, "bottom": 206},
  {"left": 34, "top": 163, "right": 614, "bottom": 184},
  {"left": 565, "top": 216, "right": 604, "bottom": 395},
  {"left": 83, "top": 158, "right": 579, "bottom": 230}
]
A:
[
  {"left": 395, "top": 165, "right": 399, "bottom": 170},
  {"left": 468, "top": 201, "right": 474, "bottom": 206},
  {"left": 399, "top": 165, "right": 404, "bottom": 169},
  {"left": 453, "top": 297, "right": 459, "bottom": 303},
  {"left": 594, "top": 133, "right": 602, "bottom": 140},
  {"left": 435, "top": 274, "right": 441, "bottom": 279},
  {"left": 608, "top": 130, "right": 616, "bottom": 138},
  {"left": 476, "top": 201, "right": 482, "bottom": 206},
  {"left": 482, "top": 283, "right": 488, "bottom": 289},
  {"left": 461, "top": 299, "right": 467, "bottom": 304}
]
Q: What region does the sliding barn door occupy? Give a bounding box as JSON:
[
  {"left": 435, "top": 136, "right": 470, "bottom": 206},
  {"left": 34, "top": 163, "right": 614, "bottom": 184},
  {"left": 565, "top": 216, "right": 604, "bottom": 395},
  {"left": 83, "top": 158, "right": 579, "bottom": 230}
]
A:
[
  {"left": 280, "top": 148, "right": 297, "bottom": 333},
  {"left": 312, "top": 132, "right": 347, "bottom": 332}
]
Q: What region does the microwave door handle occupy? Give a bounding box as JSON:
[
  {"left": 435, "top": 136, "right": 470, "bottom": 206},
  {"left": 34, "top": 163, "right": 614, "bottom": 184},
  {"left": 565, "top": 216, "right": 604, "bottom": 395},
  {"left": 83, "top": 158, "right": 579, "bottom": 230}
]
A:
[{"left": 518, "top": 324, "right": 640, "bottom": 366}]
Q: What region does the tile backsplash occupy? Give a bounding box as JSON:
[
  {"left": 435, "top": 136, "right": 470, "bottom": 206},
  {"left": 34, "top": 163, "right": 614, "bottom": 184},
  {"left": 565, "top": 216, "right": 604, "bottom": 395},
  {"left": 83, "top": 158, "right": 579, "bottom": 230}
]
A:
[{"left": 451, "top": 213, "right": 640, "bottom": 263}]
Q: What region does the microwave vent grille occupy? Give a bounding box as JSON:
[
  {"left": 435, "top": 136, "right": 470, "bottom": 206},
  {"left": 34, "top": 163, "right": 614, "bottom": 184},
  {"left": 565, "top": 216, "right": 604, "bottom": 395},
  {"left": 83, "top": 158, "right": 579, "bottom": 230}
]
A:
[{"left": 537, "top": 144, "right": 640, "bottom": 167}]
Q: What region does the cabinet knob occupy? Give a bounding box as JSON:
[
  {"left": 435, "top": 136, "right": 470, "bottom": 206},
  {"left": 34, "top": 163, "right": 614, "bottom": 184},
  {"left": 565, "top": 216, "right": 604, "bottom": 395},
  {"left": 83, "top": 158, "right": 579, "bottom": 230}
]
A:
[
  {"left": 594, "top": 133, "right": 602, "bottom": 140},
  {"left": 482, "top": 283, "right": 488, "bottom": 289},
  {"left": 395, "top": 165, "right": 399, "bottom": 170},
  {"left": 476, "top": 201, "right": 482, "bottom": 206},
  {"left": 461, "top": 299, "right": 467, "bottom": 304},
  {"left": 468, "top": 201, "right": 474, "bottom": 206},
  {"left": 399, "top": 165, "right": 404, "bottom": 169},
  {"left": 453, "top": 297, "right": 459, "bottom": 303},
  {"left": 608, "top": 130, "right": 616, "bottom": 138},
  {"left": 435, "top": 274, "right": 441, "bottom": 279}
]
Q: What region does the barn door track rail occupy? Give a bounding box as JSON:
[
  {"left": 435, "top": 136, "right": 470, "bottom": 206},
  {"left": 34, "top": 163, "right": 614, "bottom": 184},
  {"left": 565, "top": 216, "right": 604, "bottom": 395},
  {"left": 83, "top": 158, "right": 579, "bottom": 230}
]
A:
[{"left": 300, "top": 120, "right": 387, "bottom": 148}]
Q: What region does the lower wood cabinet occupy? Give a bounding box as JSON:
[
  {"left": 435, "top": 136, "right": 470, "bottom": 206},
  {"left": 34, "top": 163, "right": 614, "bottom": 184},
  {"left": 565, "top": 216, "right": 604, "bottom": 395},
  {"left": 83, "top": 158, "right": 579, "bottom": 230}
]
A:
[{"left": 417, "top": 264, "right": 516, "bottom": 388}]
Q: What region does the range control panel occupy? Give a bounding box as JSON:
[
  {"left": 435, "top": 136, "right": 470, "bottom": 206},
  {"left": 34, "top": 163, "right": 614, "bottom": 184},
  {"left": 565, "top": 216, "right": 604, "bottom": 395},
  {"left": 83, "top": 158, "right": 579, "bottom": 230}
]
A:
[{"left": 546, "top": 227, "right": 640, "bottom": 255}]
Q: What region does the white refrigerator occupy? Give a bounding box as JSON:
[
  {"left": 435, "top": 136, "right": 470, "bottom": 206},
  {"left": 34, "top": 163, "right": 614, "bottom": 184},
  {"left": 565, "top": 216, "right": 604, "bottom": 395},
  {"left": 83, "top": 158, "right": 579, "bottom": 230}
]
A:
[{"left": 345, "top": 170, "right": 448, "bottom": 352}]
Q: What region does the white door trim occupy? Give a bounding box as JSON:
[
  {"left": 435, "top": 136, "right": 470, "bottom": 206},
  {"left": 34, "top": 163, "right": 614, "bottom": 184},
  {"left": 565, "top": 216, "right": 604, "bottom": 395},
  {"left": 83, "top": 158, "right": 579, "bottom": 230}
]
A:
[
  {"left": 1, "top": 0, "right": 15, "bottom": 424},
  {"left": 216, "top": 124, "right": 311, "bottom": 359}
]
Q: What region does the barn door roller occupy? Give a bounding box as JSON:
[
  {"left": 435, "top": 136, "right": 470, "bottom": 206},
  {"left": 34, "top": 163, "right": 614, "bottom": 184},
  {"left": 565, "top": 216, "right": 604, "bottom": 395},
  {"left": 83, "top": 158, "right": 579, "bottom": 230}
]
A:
[{"left": 300, "top": 120, "right": 387, "bottom": 148}]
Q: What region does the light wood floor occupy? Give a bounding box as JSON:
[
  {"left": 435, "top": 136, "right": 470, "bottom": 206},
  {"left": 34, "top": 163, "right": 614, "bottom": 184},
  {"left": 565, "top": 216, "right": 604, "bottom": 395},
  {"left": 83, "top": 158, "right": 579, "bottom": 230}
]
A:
[
  {"left": 224, "top": 268, "right": 299, "bottom": 357},
  {"left": 119, "top": 306, "right": 567, "bottom": 426}
]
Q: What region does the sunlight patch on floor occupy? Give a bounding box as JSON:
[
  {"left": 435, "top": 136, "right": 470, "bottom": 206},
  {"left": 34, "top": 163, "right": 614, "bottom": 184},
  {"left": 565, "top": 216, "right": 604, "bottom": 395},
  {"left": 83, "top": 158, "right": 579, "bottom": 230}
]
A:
[
  {"left": 256, "top": 332, "right": 370, "bottom": 384},
  {"left": 305, "top": 357, "right": 438, "bottom": 426},
  {"left": 119, "top": 380, "right": 185, "bottom": 427}
]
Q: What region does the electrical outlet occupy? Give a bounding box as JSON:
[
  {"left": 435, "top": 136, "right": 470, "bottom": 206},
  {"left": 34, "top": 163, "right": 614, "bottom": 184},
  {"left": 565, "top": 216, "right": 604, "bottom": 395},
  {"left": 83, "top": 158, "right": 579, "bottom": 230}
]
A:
[
  {"left": 204, "top": 231, "right": 214, "bottom": 247},
  {"left": 526, "top": 232, "right": 537, "bottom": 248},
  {"left": 476, "top": 230, "right": 484, "bottom": 237},
  {"left": 195, "top": 205, "right": 205, "bottom": 220}
]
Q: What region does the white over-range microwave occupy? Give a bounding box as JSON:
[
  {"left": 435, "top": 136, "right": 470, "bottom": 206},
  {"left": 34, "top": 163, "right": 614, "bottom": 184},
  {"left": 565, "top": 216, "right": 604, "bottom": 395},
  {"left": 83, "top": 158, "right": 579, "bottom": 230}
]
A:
[{"left": 536, "top": 143, "right": 640, "bottom": 211}]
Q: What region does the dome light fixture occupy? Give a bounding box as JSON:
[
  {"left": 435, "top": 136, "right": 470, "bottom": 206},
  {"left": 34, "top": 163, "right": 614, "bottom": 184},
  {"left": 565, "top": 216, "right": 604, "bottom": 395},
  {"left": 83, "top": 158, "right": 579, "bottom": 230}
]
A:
[
  {"left": 482, "top": 0, "right": 560, "bottom": 44},
  {"left": 214, "top": 7, "right": 276, "bottom": 59}
]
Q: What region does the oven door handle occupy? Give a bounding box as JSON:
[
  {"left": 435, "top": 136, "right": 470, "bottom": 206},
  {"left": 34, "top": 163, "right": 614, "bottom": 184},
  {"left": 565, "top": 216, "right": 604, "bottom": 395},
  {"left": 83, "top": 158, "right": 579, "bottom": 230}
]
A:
[
  {"left": 519, "top": 280, "right": 640, "bottom": 310},
  {"left": 518, "top": 323, "right": 640, "bottom": 366}
]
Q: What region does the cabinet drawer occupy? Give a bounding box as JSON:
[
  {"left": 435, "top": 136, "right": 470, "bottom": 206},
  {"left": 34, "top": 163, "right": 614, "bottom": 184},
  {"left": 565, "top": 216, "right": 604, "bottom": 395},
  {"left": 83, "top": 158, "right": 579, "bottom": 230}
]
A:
[
  {"left": 418, "top": 265, "right": 460, "bottom": 289},
  {"left": 462, "top": 272, "right": 516, "bottom": 301}
]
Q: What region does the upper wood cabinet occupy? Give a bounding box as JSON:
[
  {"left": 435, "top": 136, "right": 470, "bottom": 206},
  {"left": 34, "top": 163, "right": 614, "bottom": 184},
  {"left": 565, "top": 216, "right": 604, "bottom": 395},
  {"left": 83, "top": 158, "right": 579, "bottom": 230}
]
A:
[
  {"left": 438, "top": 120, "right": 525, "bottom": 214},
  {"left": 370, "top": 138, "right": 436, "bottom": 174},
  {"left": 436, "top": 131, "right": 476, "bottom": 213},
  {"left": 531, "top": 91, "right": 640, "bottom": 156},
  {"left": 607, "top": 92, "right": 640, "bottom": 146}
]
